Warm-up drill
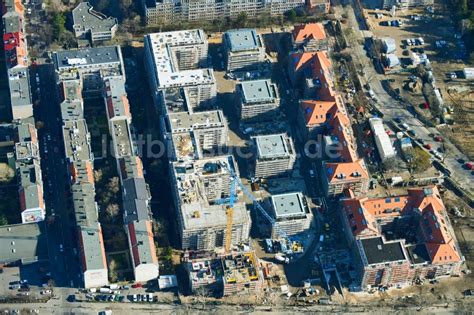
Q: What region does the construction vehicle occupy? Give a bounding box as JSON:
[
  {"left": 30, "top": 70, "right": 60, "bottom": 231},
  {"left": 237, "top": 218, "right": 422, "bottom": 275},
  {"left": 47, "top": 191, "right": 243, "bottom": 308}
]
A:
[
  {"left": 224, "top": 176, "right": 237, "bottom": 252},
  {"left": 216, "top": 161, "right": 303, "bottom": 261}
]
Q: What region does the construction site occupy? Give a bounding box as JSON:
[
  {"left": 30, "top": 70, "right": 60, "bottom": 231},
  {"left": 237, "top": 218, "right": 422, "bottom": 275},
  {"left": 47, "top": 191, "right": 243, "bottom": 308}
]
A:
[{"left": 138, "top": 12, "right": 474, "bottom": 310}]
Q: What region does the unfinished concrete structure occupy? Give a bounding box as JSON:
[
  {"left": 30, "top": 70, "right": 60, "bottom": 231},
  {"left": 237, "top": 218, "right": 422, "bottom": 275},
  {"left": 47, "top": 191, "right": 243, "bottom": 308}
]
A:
[
  {"left": 185, "top": 250, "right": 264, "bottom": 296},
  {"left": 144, "top": 30, "right": 216, "bottom": 108},
  {"left": 162, "top": 110, "right": 228, "bottom": 160},
  {"left": 264, "top": 192, "right": 313, "bottom": 238},
  {"left": 252, "top": 133, "right": 296, "bottom": 179},
  {"left": 170, "top": 155, "right": 251, "bottom": 250},
  {"left": 223, "top": 29, "right": 265, "bottom": 72},
  {"left": 235, "top": 79, "right": 280, "bottom": 121},
  {"left": 340, "top": 186, "right": 464, "bottom": 290}
]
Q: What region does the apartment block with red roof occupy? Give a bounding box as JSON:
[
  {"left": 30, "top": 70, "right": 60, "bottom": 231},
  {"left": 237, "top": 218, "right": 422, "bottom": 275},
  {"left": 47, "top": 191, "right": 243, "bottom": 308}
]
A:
[
  {"left": 340, "top": 186, "right": 464, "bottom": 290},
  {"left": 322, "top": 160, "right": 369, "bottom": 197},
  {"left": 292, "top": 23, "right": 328, "bottom": 52},
  {"left": 290, "top": 49, "right": 369, "bottom": 197}
]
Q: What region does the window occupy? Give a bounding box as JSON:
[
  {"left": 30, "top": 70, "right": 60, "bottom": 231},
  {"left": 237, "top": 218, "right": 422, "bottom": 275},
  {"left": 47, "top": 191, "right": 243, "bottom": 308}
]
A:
[
  {"left": 385, "top": 198, "right": 391, "bottom": 203},
  {"left": 394, "top": 197, "right": 400, "bottom": 202},
  {"left": 358, "top": 207, "right": 363, "bottom": 214},
  {"left": 348, "top": 213, "right": 354, "bottom": 219},
  {"left": 351, "top": 225, "right": 357, "bottom": 232}
]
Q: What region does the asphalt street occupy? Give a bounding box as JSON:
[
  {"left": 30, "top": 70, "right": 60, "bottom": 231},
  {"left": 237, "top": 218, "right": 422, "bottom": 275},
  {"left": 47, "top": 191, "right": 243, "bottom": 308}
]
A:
[
  {"left": 344, "top": 0, "right": 473, "bottom": 193},
  {"left": 30, "top": 63, "right": 81, "bottom": 288}
]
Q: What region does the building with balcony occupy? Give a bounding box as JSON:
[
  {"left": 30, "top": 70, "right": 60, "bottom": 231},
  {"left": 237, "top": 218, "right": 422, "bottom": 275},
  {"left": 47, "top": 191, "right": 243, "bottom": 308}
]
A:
[
  {"left": 235, "top": 79, "right": 280, "bottom": 121},
  {"left": 252, "top": 133, "right": 296, "bottom": 179},
  {"left": 223, "top": 29, "right": 265, "bottom": 72}
]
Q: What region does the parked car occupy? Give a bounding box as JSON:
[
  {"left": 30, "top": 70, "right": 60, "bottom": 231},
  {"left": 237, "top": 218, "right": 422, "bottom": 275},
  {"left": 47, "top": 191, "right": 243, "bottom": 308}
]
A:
[
  {"left": 434, "top": 135, "right": 443, "bottom": 142},
  {"left": 423, "top": 144, "right": 432, "bottom": 150},
  {"left": 463, "top": 289, "right": 474, "bottom": 297},
  {"left": 131, "top": 283, "right": 142, "bottom": 288}
]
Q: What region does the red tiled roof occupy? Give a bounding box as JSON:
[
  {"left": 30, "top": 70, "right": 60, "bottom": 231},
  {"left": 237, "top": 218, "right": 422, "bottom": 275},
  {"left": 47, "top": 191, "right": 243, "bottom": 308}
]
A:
[
  {"left": 325, "top": 159, "right": 368, "bottom": 183},
  {"left": 341, "top": 186, "right": 463, "bottom": 264},
  {"left": 292, "top": 23, "right": 326, "bottom": 43}
]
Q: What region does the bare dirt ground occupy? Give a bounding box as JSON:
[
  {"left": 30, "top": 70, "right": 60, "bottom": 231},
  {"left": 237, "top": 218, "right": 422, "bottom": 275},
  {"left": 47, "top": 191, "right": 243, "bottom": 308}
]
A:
[
  {"left": 443, "top": 89, "right": 474, "bottom": 160},
  {"left": 365, "top": 1, "right": 472, "bottom": 128}
]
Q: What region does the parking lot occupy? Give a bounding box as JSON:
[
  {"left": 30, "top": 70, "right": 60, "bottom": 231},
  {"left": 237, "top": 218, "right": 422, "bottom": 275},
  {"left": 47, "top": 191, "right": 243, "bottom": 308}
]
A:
[
  {"left": 0, "top": 265, "right": 52, "bottom": 302},
  {"left": 366, "top": 4, "right": 471, "bottom": 124},
  {"left": 69, "top": 284, "right": 178, "bottom": 305}
]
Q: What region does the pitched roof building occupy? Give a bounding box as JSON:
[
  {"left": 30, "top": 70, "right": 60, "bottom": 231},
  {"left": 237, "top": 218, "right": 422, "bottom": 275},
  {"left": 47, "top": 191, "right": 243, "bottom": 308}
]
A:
[
  {"left": 340, "top": 186, "right": 464, "bottom": 289},
  {"left": 292, "top": 23, "right": 328, "bottom": 52},
  {"left": 291, "top": 46, "right": 369, "bottom": 197}
]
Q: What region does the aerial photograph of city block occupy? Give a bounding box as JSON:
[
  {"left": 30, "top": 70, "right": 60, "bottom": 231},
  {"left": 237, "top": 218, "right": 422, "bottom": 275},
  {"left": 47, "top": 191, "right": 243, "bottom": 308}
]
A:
[{"left": 0, "top": 0, "right": 473, "bottom": 313}]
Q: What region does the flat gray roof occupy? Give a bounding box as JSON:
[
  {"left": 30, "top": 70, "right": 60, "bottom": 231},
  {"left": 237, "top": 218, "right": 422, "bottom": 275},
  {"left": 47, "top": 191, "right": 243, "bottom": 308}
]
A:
[
  {"left": 123, "top": 178, "right": 150, "bottom": 223},
  {"left": 361, "top": 237, "right": 406, "bottom": 265},
  {"left": 239, "top": 80, "right": 277, "bottom": 105},
  {"left": 225, "top": 29, "right": 261, "bottom": 52},
  {"left": 61, "top": 99, "right": 84, "bottom": 121},
  {"left": 104, "top": 76, "right": 129, "bottom": 119},
  {"left": 17, "top": 161, "right": 43, "bottom": 210},
  {"left": 62, "top": 119, "right": 92, "bottom": 162},
  {"left": 0, "top": 222, "right": 49, "bottom": 264},
  {"left": 72, "top": 182, "right": 98, "bottom": 228},
  {"left": 111, "top": 119, "right": 133, "bottom": 158},
  {"left": 79, "top": 226, "right": 106, "bottom": 271},
  {"left": 72, "top": 2, "right": 117, "bottom": 34},
  {"left": 54, "top": 46, "right": 122, "bottom": 70},
  {"left": 168, "top": 110, "right": 225, "bottom": 132},
  {"left": 3, "top": 11, "right": 22, "bottom": 34},
  {"left": 181, "top": 201, "right": 249, "bottom": 231},
  {"left": 128, "top": 220, "right": 155, "bottom": 265},
  {"left": 7, "top": 67, "right": 32, "bottom": 108},
  {"left": 254, "top": 134, "right": 292, "bottom": 159},
  {"left": 271, "top": 192, "right": 306, "bottom": 218}
]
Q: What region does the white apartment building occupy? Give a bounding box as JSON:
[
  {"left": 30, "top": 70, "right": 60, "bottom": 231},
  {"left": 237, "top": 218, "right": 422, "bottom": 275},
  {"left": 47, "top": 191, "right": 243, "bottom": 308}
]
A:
[
  {"left": 253, "top": 133, "right": 296, "bottom": 179},
  {"left": 223, "top": 29, "right": 265, "bottom": 72},
  {"left": 265, "top": 192, "right": 312, "bottom": 238},
  {"left": 236, "top": 79, "right": 280, "bottom": 121},
  {"left": 142, "top": 0, "right": 303, "bottom": 25},
  {"left": 144, "top": 30, "right": 216, "bottom": 108}
]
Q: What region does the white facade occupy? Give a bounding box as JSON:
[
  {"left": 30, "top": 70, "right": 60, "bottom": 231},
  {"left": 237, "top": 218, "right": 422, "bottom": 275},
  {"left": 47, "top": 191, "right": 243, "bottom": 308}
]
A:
[
  {"left": 369, "top": 118, "right": 395, "bottom": 161},
  {"left": 144, "top": 30, "right": 216, "bottom": 107}
]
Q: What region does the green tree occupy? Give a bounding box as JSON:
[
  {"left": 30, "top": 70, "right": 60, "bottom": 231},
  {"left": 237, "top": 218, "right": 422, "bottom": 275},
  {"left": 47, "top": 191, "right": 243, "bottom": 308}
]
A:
[
  {"left": 52, "top": 12, "right": 66, "bottom": 40},
  {"left": 457, "top": 0, "right": 468, "bottom": 16},
  {"left": 235, "top": 12, "right": 248, "bottom": 28},
  {"left": 286, "top": 9, "right": 297, "bottom": 23},
  {"left": 0, "top": 215, "right": 8, "bottom": 226}
]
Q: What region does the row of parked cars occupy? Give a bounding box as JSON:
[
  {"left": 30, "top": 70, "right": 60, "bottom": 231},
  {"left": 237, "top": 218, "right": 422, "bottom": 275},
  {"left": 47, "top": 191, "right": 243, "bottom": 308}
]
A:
[{"left": 83, "top": 293, "right": 156, "bottom": 303}]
